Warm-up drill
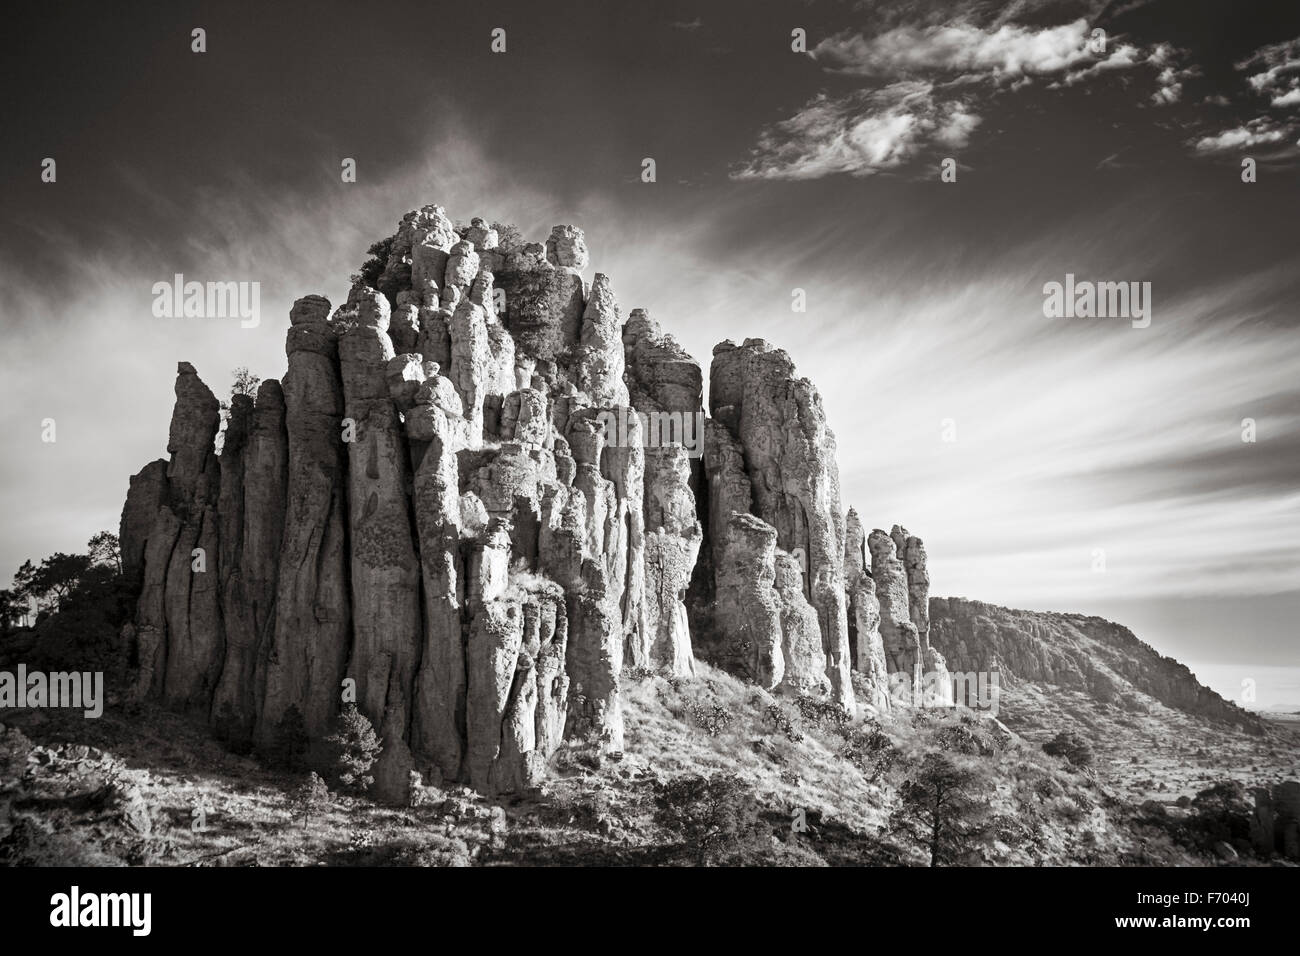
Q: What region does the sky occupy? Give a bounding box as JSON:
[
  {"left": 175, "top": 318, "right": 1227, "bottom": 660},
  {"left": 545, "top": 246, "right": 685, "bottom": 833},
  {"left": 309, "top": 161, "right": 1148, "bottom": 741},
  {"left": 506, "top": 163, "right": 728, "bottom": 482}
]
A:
[{"left": 2, "top": 0, "right": 1297, "bottom": 705}]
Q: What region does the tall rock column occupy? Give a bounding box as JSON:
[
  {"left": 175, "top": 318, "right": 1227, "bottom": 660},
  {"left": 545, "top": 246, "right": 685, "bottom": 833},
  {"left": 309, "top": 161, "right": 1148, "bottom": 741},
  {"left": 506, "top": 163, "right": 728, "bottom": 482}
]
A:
[
  {"left": 159, "top": 363, "right": 224, "bottom": 715},
  {"left": 891, "top": 525, "right": 952, "bottom": 707},
  {"left": 868, "top": 528, "right": 921, "bottom": 704},
  {"left": 845, "top": 509, "right": 890, "bottom": 711},
  {"left": 212, "top": 380, "right": 287, "bottom": 743},
  {"left": 335, "top": 285, "right": 423, "bottom": 802},
  {"left": 259, "top": 296, "right": 351, "bottom": 751},
  {"left": 403, "top": 363, "right": 472, "bottom": 785},
  {"left": 709, "top": 339, "right": 854, "bottom": 714},
  {"left": 623, "top": 310, "right": 704, "bottom": 675}
]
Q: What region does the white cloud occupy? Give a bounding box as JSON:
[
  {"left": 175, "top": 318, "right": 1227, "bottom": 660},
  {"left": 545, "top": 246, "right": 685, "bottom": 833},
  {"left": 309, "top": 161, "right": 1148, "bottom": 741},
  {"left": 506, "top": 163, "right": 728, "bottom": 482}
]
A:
[
  {"left": 738, "top": 13, "right": 1191, "bottom": 180},
  {"left": 813, "top": 18, "right": 1099, "bottom": 81},
  {"left": 1237, "top": 36, "right": 1300, "bottom": 102},
  {"left": 733, "top": 83, "right": 980, "bottom": 180},
  {"left": 1192, "top": 118, "right": 1289, "bottom": 153}
]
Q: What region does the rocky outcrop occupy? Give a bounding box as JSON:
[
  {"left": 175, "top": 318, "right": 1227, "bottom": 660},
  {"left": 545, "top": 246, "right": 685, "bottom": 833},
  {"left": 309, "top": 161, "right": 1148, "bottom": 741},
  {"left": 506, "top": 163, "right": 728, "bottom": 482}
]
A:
[
  {"left": 929, "top": 597, "right": 1263, "bottom": 731},
  {"left": 844, "top": 510, "right": 890, "bottom": 711},
  {"left": 211, "top": 380, "right": 286, "bottom": 743},
  {"left": 706, "top": 339, "right": 853, "bottom": 713},
  {"left": 868, "top": 529, "right": 920, "bottom": 701},
  {"left": 127, "top": 363, "right": 223, "bottom": 714},
  {"left": 120, "top": 203, "right": 956, "bottom": 800},
  {"left": 1251, "top": 781, "right": 1300, "bottom": 859},
  {"left": 259, "top": 296, "right": 352, "bottom": 748}
]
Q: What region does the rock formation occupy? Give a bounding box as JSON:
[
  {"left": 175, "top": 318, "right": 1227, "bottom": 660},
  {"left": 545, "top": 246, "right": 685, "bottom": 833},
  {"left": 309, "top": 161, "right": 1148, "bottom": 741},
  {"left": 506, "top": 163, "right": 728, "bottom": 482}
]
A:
[
  {"left": 706, "top": 339, "right": 853, "bottom": 713},
  {"left": 119, "top": 204, "right": 944, "bottom": 800},
  {"left": 929, "top": 597, "right": 1263, "bottom": 731}
]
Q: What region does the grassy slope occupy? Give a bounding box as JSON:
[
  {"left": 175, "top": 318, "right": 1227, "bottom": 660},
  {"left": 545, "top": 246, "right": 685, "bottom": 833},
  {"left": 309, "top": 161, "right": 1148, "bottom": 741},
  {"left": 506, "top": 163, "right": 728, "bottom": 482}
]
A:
[{"left": 3, "top": 661, "right": 1296, "bottom": 866}]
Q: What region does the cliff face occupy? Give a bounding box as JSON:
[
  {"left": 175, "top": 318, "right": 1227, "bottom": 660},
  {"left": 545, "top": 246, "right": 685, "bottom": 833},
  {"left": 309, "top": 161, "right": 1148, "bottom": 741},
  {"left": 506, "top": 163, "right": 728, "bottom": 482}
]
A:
[
  {"left": 117, "top": 204, "right": 953, "bottom": 800},
  {"left": 929, "top": 597, "right": 1262, "bottom": 733}
]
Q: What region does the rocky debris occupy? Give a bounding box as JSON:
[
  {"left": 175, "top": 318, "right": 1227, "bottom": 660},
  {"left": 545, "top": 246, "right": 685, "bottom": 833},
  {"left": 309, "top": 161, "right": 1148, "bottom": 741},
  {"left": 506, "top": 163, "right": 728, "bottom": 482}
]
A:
[
  {"left": 120, "top": 204, "right": 947, "bottom": 801},
  {"left": 929, "top": 597, "right": 1264, "bottom": 731}
]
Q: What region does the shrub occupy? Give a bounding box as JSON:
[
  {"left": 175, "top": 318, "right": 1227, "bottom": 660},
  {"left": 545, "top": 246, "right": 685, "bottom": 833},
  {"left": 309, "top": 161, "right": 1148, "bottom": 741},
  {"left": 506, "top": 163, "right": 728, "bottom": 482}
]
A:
[
  {"left": 794, "top": 694, "right": 852, "bottom": 734},
  {"left": 687, "top": 700, "right": 735, "bottom": 737},
  {"left": 933, "top": 716, "right": 1006, "bottom": 756},
  {"left": 840, "top": 723, "right": 898, "bottom": 781},
  {"left": 325, "top": 705, "right": 383, "bottom": 793},
  {"left": 763, "top": 703, "right": 803, "bottom": 743},
  {"left": 1042, "top": 731, "right": 1094, "bottom": 768}
]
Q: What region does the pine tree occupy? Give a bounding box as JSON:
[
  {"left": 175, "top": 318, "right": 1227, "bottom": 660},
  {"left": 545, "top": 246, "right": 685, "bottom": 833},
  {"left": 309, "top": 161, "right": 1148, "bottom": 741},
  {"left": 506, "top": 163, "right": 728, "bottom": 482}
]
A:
[
  {"left": 889, "top": 751, "right": 990, "bottom": 866},
  {"left": 325, "top": 704, "right": 383, "bottom": 793},
  {"left": 292, "top": 772, "right": 330, "bottom": 829}
]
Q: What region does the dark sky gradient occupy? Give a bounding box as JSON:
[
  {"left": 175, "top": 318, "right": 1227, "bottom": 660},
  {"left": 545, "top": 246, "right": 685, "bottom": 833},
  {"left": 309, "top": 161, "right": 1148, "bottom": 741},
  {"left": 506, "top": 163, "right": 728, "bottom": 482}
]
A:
[{"left": 2, "top": 0, "right": 1297, "bottom": 704}]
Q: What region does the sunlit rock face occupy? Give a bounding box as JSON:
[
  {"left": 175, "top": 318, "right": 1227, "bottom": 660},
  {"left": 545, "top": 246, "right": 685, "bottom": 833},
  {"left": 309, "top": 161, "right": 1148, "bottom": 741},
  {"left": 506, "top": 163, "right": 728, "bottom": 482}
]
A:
[{"left": 121, "top": 204, "right": 942, "bottom": 799}]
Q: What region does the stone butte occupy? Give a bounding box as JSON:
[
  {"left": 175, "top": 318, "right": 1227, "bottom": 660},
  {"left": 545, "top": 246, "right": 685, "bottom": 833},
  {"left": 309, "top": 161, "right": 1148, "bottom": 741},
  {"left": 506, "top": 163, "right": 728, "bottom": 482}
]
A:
[{"left": 119, "top": 205, "right": 943, "bottom": 802}]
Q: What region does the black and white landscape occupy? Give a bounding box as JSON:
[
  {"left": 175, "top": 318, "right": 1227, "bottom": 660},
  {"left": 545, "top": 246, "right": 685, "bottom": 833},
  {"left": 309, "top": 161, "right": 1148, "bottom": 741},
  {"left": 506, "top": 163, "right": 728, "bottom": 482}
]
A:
[{"left": 1, "top": 0, "right": 1298, "bottom": 888}]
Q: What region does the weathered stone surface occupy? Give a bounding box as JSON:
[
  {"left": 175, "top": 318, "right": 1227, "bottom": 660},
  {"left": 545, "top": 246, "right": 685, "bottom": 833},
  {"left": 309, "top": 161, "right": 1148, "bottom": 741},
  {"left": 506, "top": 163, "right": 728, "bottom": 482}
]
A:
[
  {"left": 844, "top": 509, "right": 890, "bottom": 711},
  {"left": 119, "top": 459, "right": 168, "bottom": 586},
  {"left": 574, "top": 274, "right": 629, "bottom": 408},
  {"left": 121, "top": 204, "right": 955, "bottom": 801},
  {"left": 545, "top": 224, "right": 589, "bottom": 273},
  {"left": 260, "top": 296, "right": 351, "bottom": 749},
  {"left": 868, "top": 528, "right": 920, "bottom": 701},
  {"left": 708, "top": 339, "right": 853, "bottom": 713},
  {"left": 495, "top": 266, "right": 584, "bottom": 364},
  {"left": 212, "top": 379, "right": 287, "bottom": 742},
  {"left": 143, "top": 363, "right": 223, "bottom": 716},
  {"left": 335, "top": 285, "right": 423, "bottom": 802},
  {"left": 642, "top": 444, "right": 701, "bottom": 674},
  {"left": 714, "top": 512, "right": 783, "bottom": 686}
]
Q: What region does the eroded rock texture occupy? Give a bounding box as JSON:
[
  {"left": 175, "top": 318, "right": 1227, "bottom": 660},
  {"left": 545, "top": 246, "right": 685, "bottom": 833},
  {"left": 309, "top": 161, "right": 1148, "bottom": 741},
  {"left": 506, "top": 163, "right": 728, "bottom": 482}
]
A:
[
  {"left": 706, "top": 339, "right": 852, "bottom": 713},
  {"left": 120, "top": 203, "right": 946, "bottom": 800}
]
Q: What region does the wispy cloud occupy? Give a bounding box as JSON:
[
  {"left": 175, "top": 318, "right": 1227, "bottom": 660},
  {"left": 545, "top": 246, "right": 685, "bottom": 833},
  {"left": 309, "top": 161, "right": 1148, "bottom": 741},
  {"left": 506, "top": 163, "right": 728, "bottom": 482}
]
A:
[
  {"left": 732, "top": 82, "right": 980, "bottom": 180},
  {"left": 734, "top": 12, "right": 1180, "bottom": 180}
]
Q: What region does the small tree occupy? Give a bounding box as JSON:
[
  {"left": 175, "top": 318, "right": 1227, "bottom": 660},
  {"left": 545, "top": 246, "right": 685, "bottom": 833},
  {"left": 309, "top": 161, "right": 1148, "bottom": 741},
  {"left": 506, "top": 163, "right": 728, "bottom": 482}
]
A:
[
  {"left": 231, "top": 367, "right": 260, "bottom": 398},
  {"left": 0, "top": 589, "right": 28, "bottom": 632},
  {"left": 491, "top": 222, "right": 525, "bottom": 254},
  {"left": 652, "top": 773, "right": 761, "bottom": 865},
  {"left": 269, "top": 705, "right": 310, "bottom": 772},
  {"left": 292, "top": 772, "right": 330, "bottom": 829},
  {"left": 890, "top": 751, "right": 990, "bottom": 866},
  {"left": 326, "top": 704, "right": 383, "bottom": 793},
  {"left": 86, "top": 531, "right": 122, "bottom": 574},
  {"left": 354, "top": 237, "right": 393, "bottom": 290},
  {"left": 1042, "top": 731, "right": 1094, "bottom": 768}
]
